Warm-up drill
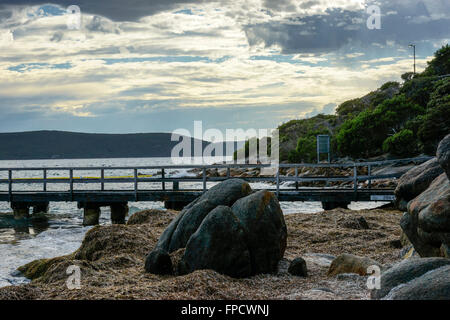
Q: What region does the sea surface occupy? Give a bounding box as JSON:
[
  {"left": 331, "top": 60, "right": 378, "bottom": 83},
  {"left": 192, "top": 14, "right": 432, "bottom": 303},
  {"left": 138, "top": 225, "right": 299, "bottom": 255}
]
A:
[{"left": 0, "top": 157, "right": 387, "bottom": 288}]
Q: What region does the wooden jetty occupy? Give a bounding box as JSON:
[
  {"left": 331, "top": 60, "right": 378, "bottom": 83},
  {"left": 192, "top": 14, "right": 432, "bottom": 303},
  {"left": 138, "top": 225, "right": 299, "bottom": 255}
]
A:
[{"left": 0, "top": 157, "right": 431, "bottom": 225}]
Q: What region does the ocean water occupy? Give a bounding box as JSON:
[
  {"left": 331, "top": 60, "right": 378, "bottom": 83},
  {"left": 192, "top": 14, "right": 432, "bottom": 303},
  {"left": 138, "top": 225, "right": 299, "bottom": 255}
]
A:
[{"left": 0, "top": 157, "right": 387, "bottom": 288}]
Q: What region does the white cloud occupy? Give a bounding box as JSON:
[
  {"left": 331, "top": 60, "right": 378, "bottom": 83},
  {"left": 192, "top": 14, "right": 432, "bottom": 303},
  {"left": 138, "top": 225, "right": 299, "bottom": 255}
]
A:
[{"left": 0, "top": 1, "right": 448, "bottom": 132}]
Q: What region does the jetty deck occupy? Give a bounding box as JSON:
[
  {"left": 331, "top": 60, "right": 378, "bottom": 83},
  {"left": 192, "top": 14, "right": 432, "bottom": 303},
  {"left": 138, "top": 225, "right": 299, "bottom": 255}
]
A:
[{"left": 0, "top": 157, "right": 430, "bottom": 225}]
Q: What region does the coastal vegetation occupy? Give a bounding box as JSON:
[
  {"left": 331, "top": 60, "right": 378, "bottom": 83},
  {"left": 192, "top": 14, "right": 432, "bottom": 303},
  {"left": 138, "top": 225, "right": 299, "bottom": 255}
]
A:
[{"left": 263, "top": 45, "right": 450, "bottom": 163}]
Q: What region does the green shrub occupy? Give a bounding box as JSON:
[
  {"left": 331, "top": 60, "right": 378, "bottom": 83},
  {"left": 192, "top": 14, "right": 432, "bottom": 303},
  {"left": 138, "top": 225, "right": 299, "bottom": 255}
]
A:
[
  {"left": 416, "top": 78, "right": 450, "bottom": 154},
  {"left": 294, "top": 136, "right": 316, "bottom": 162},
  {"left": 380, "top": 81, "right": 400, "bottom": 91},
  {"left": 399, "top": 76, "right": 436, "bottom": 107},
  {"left": 335, "top": 95, "right": 425, "bottom": 158},
  {"left": 382, "top": 129, "right": 417, "bottom": 156},
  {"left": 418, "top": 104, "right": 450, "bottom": 154},
  {"left": 423, "top": 44, "right": 450, "bottom": 76}
]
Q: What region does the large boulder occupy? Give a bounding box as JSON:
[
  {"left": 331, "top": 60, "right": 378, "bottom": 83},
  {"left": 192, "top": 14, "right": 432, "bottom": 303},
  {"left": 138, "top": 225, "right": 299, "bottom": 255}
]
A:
[
  {"left": 371, "top": 257, "right": 450, "bottom": 299},
  {"left": 178, "top": 206, "right": 252, "bottom": 278},
  {"left": 146, "top": 179, "right": 287, "bottom": 278},
  {"left": 231, "top": 190, "right": 287, "bottom": 274},
  {"left": 382, "top": 265, "right": 450, "bottom": 300},
  {"left": 155, "top": 179, "right": 252, "bottom": 253},
  {"left": 401, "top": 173, "right": 450, "bottom": 257},
  {"left": 327, "top": 253, "right": 381, "bottom": 277},
  {"left": 166, "top": 200, "right": 217, "bottom": 252},
  {"left": 437, "top": 134, "right": 450, "bottom": 179},
  {"left": 395, "top": 158, "right": 444, "bottom": 210}
]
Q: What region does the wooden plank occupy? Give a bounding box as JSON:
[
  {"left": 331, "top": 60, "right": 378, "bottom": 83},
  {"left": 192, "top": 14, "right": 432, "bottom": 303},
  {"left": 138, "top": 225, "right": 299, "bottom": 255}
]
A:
[
  {"left": 43, "top": 169, "right": 47, "bottom": 192},
  {"left": 101, "top": 169, "right": 104, "bottom": 191},
  {"left": 8, "top": 170, "right": 12, "bottom": 202},
  {"left": 70, "top": 169, "right": 73, "bottom": 201},
  {"left": 276, "top": 167, "right": 280, "bottom": 197},
  {"left": 202, "top": 168, "right": 207, "bottom": 193},
  {"left": 134, "top": 169, "right": 138, "bottom": 201}
]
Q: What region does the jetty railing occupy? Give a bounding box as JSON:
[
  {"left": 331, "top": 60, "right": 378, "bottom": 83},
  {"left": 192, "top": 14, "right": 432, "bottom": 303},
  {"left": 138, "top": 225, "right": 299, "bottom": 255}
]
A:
[{"left": 0, "top": 156, "right": 432, "bottom": 202}]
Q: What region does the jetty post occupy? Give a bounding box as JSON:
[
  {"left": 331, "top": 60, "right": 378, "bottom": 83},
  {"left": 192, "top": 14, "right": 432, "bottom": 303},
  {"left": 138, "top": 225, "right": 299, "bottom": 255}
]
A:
[{"left": 11, "top": 202, "right": 30, "bottom": 220}]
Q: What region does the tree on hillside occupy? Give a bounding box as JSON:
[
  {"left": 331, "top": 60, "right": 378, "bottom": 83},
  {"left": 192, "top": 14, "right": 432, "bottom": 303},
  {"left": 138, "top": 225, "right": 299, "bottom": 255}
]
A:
[
  {"left": 335, "top": 95, "right": 425, "bottom": 158},
  {"left": 382, "top": 129, "right": 417, "bottom": 157},
  {"left": 417, "top": 78, "right": 450, "bottom": 154},
  {"left": 423, "top": 44, "right": 450, "bottom": 76}
]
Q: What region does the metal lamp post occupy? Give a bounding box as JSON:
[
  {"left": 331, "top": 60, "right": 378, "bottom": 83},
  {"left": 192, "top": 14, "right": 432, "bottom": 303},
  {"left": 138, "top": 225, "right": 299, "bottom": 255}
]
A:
[{"left": 409, "top": 44, "right": 416, "bottom": 75}]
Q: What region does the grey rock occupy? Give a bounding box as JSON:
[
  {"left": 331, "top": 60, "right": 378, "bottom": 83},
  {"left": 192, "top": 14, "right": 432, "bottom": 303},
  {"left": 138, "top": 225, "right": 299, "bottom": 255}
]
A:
[
  {"left": 327, "top": 253, "right": 381, "bottom": 277},
  {"left": 401, "top": 173, "right": 450, "bottom": 257},
  {"left": 231, "top": 190, "right": 287, "bottom": 275},
  {"left": 195, "top": 178, "right": 253, "bottom": 207},
  {"left": 341, "top": 216, "right": 370, "bottom": 230},
  {"left": 155, "top": 179, "right": 252, "bottom": 252},
  {"left": 336, "top": 273, "right": 362, "bottom": 281},
  {"left": 437, "top": 134, "right": 450, "bottom": 180},
  {"left": 371, "top": 257, "right": 450, "bottom": 299},
  {"left": 168, "top": 200, "right": 217, "bottom": 252},
  {"left": 395, "top": 158, "right": 443, "bottom": 205},
  {"left": 288, "top": 258, "right": 308, "bottom": 277},
  {"left": 144, "top": 248, "right": 173, "bottom": 275},
  {"left": 383, "top": 265, "right": 450, "bottom": 300},
  {"left": 179, "top": 206, "right": 252, "bottom": 278}
]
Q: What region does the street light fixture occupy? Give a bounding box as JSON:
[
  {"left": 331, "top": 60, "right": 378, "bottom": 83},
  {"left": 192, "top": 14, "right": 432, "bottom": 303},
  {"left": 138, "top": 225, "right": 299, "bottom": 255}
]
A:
[{"left": 409, "top": 44, "right": 416, "bottom": 75}]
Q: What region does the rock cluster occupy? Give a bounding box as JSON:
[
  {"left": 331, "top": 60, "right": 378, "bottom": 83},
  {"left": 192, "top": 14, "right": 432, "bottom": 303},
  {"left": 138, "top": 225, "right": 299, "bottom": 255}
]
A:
[
  {"left": 145, "top": 179, "right": 288, "bottom": 278},
  {"left": 371, "top": 258, "right": 450, "bottom": 300},
  {"left": 394, "top": 158, "right": 443, "bottom": 211},
  {"left": 399, "top": 134, "right": 450, "bottom": 258},
  {"left": 370, "top": 134, "right": 450, "bottom": 300}
]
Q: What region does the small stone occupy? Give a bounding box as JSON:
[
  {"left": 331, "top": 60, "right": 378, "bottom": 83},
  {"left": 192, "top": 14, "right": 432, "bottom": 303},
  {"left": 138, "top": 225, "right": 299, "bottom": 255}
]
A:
[
  {"left": 288, "top": 258, "right": 308, "bottom": 277},
  {"left": 357, "top": 216, "right": 370, "bottom": 229},
  {"left": 144, "top": 248, "right": 173, "bottom": 275},
  {"left": 327, "top": 253, "right": 381, "bottom": 277},
  {"left": 336, "top": 273, "right": 362, "bottom": 281},
  {"left": 389, "top": 240, "right": 403, "bottom": 249}
]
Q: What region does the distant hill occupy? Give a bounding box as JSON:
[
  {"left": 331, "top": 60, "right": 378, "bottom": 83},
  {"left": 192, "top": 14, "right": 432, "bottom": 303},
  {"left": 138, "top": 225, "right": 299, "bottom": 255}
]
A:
[{"left": 0, "top": 131, "right": 242, "bottom": 160}]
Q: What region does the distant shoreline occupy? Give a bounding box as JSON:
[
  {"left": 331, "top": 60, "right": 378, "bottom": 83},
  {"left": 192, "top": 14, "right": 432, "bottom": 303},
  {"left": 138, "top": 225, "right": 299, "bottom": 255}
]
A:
[{"left": 0, "top": 130, "right": 243, "bottom": 161}]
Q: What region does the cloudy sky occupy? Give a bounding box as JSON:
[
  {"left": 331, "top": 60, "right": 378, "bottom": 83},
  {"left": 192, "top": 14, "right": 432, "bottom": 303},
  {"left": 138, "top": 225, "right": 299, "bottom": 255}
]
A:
[{"left": 0, "top": 0, "right": 449, "bottom": 134}]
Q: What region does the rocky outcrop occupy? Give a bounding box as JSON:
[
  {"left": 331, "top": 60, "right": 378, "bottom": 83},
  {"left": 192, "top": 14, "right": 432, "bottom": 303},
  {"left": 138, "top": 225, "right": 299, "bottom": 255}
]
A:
[
  {"left": 400, "top": 173, "right": 450, "bottom": 257},
  {"left": 395, "top": 158, "right": 444, "bottom": 210},
  {"left": 398, "top": 135, "right": 450, "bottom": 258},
  {"left": 327, "top": 253, "right": 381, "bottom": 277},
  {"left": 384, "top": 265, "right": 450, "bottom": 300},
  {"left": 371, "top": 257, "right": 450, "bottom": 300},
  {"left": 437, "top": 134, "right": 450, "bottom": 179},
  {"left": 145, "top": 179, "right": 287, "bottom": 278}
]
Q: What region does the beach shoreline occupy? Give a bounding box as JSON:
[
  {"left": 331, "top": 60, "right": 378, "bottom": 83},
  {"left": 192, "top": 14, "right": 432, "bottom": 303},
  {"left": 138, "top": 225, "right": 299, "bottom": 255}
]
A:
[{"left": 0, "top": 206, "right": 405, "bottom": 300}]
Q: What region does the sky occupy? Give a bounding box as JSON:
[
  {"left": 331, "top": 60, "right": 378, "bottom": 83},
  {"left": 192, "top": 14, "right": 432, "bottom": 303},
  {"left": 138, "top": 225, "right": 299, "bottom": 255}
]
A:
[{"left": 0, "top": 0, "right": 449, "bottom": 135}]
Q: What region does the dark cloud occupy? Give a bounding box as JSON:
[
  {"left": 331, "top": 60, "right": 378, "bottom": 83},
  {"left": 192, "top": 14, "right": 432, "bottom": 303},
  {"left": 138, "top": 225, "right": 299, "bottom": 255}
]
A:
[
  {"left": 245, "top": 1, "right": 450, "bottom": 54},
  {"left": 0, "top": 0, "right": 209, "bottom": 21}
]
